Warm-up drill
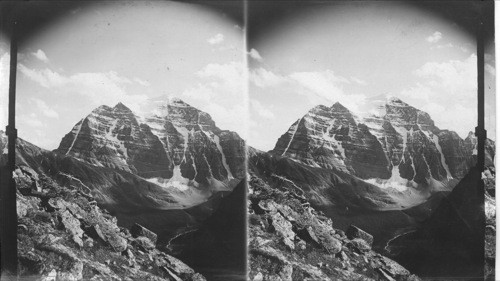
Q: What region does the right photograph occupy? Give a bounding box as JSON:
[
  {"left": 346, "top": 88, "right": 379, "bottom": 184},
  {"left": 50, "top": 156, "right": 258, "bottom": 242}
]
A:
[{"left": 247, "top": 1, "right": 495, "bottom": 280}]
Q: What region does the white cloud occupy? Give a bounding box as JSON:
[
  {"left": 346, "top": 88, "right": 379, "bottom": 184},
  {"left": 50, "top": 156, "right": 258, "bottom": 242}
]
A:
[
  {"left": 251, "top": 99, "right": 275, "bottom": 119},
  {"left": 249, "top": 48, "right": 263, "bottom": 62},
  {"left": 432, "top": 43, "right": 468, "bottom": 53},
  {"left": 181, "top": 61, "right": 247, "bottom": 138},
  {"left": 250, "top": 67, "right": 288, "bottom": 88},
  {"left": 414, "top": 54, "right": 476, "bottom": 101},
  {"left": 350, "top": 76, "right": 367, "bottom": 85},
  {"left": 401, "top": 54, "right": 478, "bottom": 137},
  {"left": 133, "top": 77, "right": 151, "bottom": 87},
  {"left": 289, "top": 70, "right": 366, "bottom": 112},
  {"left": 19, "top": 65, "right": 148, "bottom": 112},
  {"left": 435, "top": 43, "right": 453, "bottom": 49},
  {"left": 195, "top": 61, "right": 244, "bottom": 93},
  {"left": 289, "top": 70, "right": 349, "bottom": 100},
  {"left": 207, "top": 33, "right": 224, "bottom": 45},
  {"left": 251, "top": 67, "right": 366, "bottom": 112},
  {"left": 32, "top": 49, "right": 49, "bottom": 63},
  {"left": 31, "top": 98, "right": 59, "bottom": 118},
  {"left": 19, "top": 113, "right": 44, "bottom": 128},
  {"left": 0, "top": 52, "right": 9, "bottom": 129},
  {"left": 19, "top": 65, "right": 67, "bottom": 88},
  {"left": 486, "top": 64, "right": 495, "bottom": 76},
  {"left": 426, "top": 31, "right": 442, "bottom": 43}
]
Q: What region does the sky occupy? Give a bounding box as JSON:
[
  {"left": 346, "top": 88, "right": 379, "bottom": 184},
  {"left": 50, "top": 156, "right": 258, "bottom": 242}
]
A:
[
  {"left": 0, "top": 1, "right": 496, "bottom": 152},
  {"left": 248, "top": 2, "right": 496, "bottom": 151},
  {"left": 0, "top": 1, "right": 245, "bottom": 150}
]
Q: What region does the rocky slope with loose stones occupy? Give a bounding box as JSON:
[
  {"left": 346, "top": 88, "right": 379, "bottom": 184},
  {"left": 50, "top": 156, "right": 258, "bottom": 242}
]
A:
[
  {"left": 248, "top": 172, "right": 420, "bottom": 281},
  {"left": 14, "top": 164, "right": 206, "bottom": 281}
]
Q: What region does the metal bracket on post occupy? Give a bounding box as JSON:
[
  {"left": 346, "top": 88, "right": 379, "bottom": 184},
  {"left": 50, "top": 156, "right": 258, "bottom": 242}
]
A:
[{"left": 474, "top": 126, "right": 487, "bottom": 142}]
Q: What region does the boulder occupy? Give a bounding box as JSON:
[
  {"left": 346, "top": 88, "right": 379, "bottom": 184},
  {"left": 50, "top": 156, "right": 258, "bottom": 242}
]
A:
[
  {"left": 269, "top": 212, "right": 295, "bottom": 250},
  {"left": 85, "top": 224, "right": 127, "bottom": 252},
  {"left": 58, "top": 209, "right": 84, "bottom": 247},
  {"left": 133, "top": 236, "right": 155, "bottom": 251},
  {"left": 320, "top": 235, "right": 342, "bottom": 254},
  {"left": 347, "top": 238, "right": 371, "bottom": 253},
  {"left": 130, "top": 223, "right": 158, "bottom": 245},
  {"left": 346, "top": 225, "right": 373, "bottom": 246}
]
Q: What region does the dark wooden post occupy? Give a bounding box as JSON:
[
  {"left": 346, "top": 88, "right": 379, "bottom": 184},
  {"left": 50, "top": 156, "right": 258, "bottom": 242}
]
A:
[
  {"left": 473, "top": 4, "right": 486, "bottom": 280},
  {"left": 1, "top": 20, "right": 18, "bottom": 277},
  {"left": 475, "top": 10, "right": 485, "bottom": 171}
]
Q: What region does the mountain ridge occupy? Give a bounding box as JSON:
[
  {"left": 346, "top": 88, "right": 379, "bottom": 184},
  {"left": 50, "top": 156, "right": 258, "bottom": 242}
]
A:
[
  {"left": 55, "top": 98, "right": 246, "bottom": 196},
  {"left": 272, "top": 97, "right": 492, "bottom": 197}
]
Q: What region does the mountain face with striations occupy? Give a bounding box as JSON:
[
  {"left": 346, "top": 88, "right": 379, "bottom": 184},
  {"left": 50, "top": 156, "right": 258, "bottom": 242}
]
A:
[
  {"left": 55, "top": 98, "right": 245, "bottom": 201},
  {"left": 273, "top": 97, "right": 484, "bottom": 195}
]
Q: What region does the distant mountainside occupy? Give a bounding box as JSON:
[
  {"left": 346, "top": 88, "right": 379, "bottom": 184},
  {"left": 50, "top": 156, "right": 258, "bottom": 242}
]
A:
[
  {"left": 52, "top": 98, "right": 245, "bottom": 209},
  {"left": 273, "top": 96, "right": 493, "bottom": 197}
]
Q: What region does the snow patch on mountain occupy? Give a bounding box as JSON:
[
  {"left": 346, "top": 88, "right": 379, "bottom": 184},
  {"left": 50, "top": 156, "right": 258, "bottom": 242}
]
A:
[
  {"left": 214, "top": 135, "right": 234, "bottom": 179},
  {"left": 146, "top": 166, "right": 193, "bottom": 191},
  {"left": 66, "top": 119, "right": 83, "bottom": 155},
  {"left": 282, "top": 118, "right": 302, "bottom": 156}
]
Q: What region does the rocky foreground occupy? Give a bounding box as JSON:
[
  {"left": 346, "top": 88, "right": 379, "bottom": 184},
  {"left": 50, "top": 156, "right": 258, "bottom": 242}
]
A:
[
  {"left": 13, "top": 164, "right": 205, "bottom": 281},
  {"left": 248, "top": 173, "right": 420, "bottom": 281}
]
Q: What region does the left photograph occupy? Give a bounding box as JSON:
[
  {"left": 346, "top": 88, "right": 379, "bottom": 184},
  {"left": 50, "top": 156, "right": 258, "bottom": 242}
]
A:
[{"left": 0, "top": 1, "right": 247, "bottom": 281}]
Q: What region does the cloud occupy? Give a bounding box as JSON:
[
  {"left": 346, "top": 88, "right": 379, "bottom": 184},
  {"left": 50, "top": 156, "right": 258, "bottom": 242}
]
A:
[
  {"left": 435, "top": 43, "right": 453, "bottom": 49},
  {"left": 0, "top": 52, "right": 9, "bottom": 129},
  {"left": 486, "top": 64, "right": 495, "bottom": 76},
  {"left": 251, "top": 99, "right": 275, "bottom": 119},
  {"left": 249, "top": 48, "right": 263, "bottom": 62},
  {"left": 426, "top": 31, "right": 442, "bottom": 43},
  {"left": 431, "top": 43, "right": 468, "bottom": 53},
  {"left": 350, "top": 76, "right": 367, "bottom": 85},
  {"left": 32, "top": 49, "right": 49, "bottom": 63},
  {"left": 181, "top": 61, "right": 247, "bottom": 138},
  {"left": 31, "top": 98, "right": 59, "bottom": 118},
  {"left": 414, "top": 53, "right": 476, "bottom": 100},
  {"left": 250, "top": 67, "right": 288, "bottom": 88},
  {"left": 19, "top": 113, "right": 45, "bottom": 128},
  {"left": 251, "top": 67, "right": 366, "bottom": 112},
  {"left": 19, "top": 65, "right": 66, "bottom": 88},
  {"left": 133, "top": 77, "right": 151, "bottom": 87},
  {"left": 207, "top": 33, "right": 224, "bottom": 45},
  {"left": 19, "top": 65, "right": 148, "bottom": 112},
  {"left": 195, "top": 61, "right": 244, "bottom": 93},
  {"left": 401, "top": 54, "right": 478, "bottom": 137},
  {"left": 289, "top": 70, "right": 349, "bottom": 100}
]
